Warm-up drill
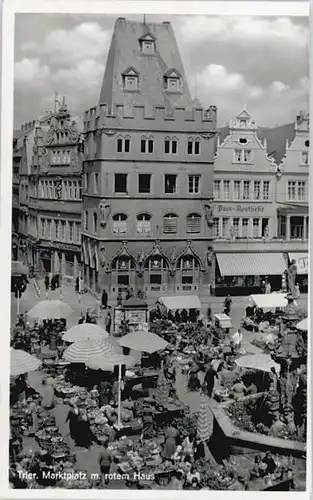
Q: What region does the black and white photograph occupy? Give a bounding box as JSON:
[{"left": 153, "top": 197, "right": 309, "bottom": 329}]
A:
[{"left": 1, "top": 0, "right": 310, "bottom": 495}]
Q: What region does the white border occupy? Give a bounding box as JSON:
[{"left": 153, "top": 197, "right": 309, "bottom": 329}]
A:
[{"left": 0, "top": 1, "right": 311, "bottom": 500}]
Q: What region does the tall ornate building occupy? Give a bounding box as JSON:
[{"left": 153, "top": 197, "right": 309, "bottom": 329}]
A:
[
  {"left": 212, "top": 108, "right": 309, "bottom": 296},
  {"left": 27, "top": 99, "right": 83, "bottom": 279},
  {"left": 82, "top": 18, "right": 217, "bottom": 299},
  {"left": 276, "top": 111, "right": 309, "bottom": 291}
]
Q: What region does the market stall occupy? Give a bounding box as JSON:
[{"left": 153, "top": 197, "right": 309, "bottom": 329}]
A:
[{"left": 158, "top": 295, "right": 201, "bottom": 311}]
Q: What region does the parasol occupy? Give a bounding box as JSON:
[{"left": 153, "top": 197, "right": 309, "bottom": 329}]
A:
[
  {"left": 296, "top": 317, "right": 308, "bottom": 331},
  {"left": 62, "top": 323, "right": 108, "bottom": 343},
  {"left": 11, "top": 348, "right": 41, "bottom": 377},
  {"left": 27, "top": 300, "right": 74, "bottom": 320},
  {"left": 235, "top": 353, "right": 280, "bottom": 374},
  {"left": 118, "top": 330, "right": 168, "bottom": 353},
  {"left": 63, "top": 337, "right": 119, "bottom": 364},
  {"left": 197, "top": 392, "right": 213, "bottom": 442},
  {"left": 154, "top": 362, "right": 169, "bottom": 407},
  {"left": 86, "top": 353, "right": 137, "bottom": 372}
]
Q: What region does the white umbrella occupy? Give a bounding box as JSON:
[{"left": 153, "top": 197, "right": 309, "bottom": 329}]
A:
[
  {"left": 11, "top": 348, "right": 41, "bottom": 377},
  {"left": 235, "top": 353, "right": 280, "bottom": 374},
  {"left": 197, "top": 392, "right": 213, "bottom": 442},
  {"left": 63, "top": 337, "right": 118, "bottom": 364},
  {"left": 27, "top": 300, "right": 74, "bottom": 320},
  {"left": 296, "top": 317, "right": 308, "bottom": 331},
  {"left": 62, "top": 324, "right": 108, "bottom": 343},
  {"left": 86, "top": 353, "right": 137, "bottom": 371},
  {"left": 118, "top": 330, "right": 168, "bottom": 353}
]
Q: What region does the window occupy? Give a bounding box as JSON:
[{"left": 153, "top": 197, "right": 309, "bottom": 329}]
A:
[
  {"left": 223, "top": 180, "right": 230, "bottom": 200},
  {"left": 137, "top": 213, "right": 151, "bottom": 234},
  {"left": 243, "top": 181, "right": 250, "bottom": 200},
  {"left": 188, "top": 175, "right": 200, "bottom": 194},
  {"left": 253, "top": 218, "right": 260, "bottom": 238},
  {"left": 93, "top": 212, "right": 98, "bottom": 233},
  {"left": 234, "top": 180, "right": 241, "bottom": 199},
  {"left": 232, "top": 218, "right": 239, "bottom": 237},
  {"left": 117, "top": 136, "right": 130, "bottom": 153},
  {"left": 124, "top": 74, "right": 139, "bottom": 90},
  {"left": 187, "top": 138, "right": 200, "bottom": 155},
  {"left": 263, "top": 181, "right": 270, "bottom": 200},
  {"left": 60, "top": 221, "right": 66, "bottom": 240},
  {"left": 242, "top": 218, "right": 249, "bottom": 238},
  {"left": 164, "top": 174, "right": 177, "bottom": 194},
  {"left": 298, "top": 181, "right": 305, "bottom": 201},
  {"left": 142, "top": 40, "right": 155, "bottom": 54},
  {"left": 254, "top": 181, "right": 261, "bottom": 200},
  {"left": 141, "top": 137, "right": 154, "bottom": 154},
  {"left": 85, "top": 173, "right": 89, "bottom": 191},
  {"left": 114, "top": 174, "right": 128, "bottom": 194},
  {"left": 163, "top": 213, "right": 178, "bottom": 233},
  {"left": 84, "top": 211, "right": 89, "bottom": 231},
  {"left": 287, "top": 181, "right": 296, "bottom": 201},
  {"left": 94, "top": 173, "right": 99, "bottom": 194},
  {"left": 222, "top": 218, "right": 229, "bottom": 237},
  {"left": 150, "top": 274, "right": 162, "bottom": 285},
  {"left": 186, "top": 213, "right": 201, "bottom": 233},
  {"left": 213, "top": 218, "right": 220, "bottom": 237},
  {"left": 112, "top": 213, "right": 127, "bottom": 233},
  {"left": 214, "top": 180, "right": 221, "bottom": 199},
  {"left": 69, "top": 222, "right": 73, "bottom": 242},
  {"left": 164, "top": 137, "right": 177, "bottom": 154},
  {"left": 78, "top": 181, "right": 82, "bottom": 199},
  {"left": 55, "top": 220, "right": 59, "bottom": 240},
  {"left": 138, "top": 174, "right": 151, "bottom": 194},
  {"left": 243, "top": 150, "right": 251, "bottom": 162},
  {"left": 301, "top": 152, "right": 309, "bottom": 165},
  {"left": 234, "top": 149, "right": 242, "bottom": 162},
  {"left": 46, "top": 220, "right": 51, "bottom": 239},
  {"left": 262, "top": 218, "right": 269, "bottom": 237},
  {"left": 40, "top": 219, "right": 45, "bottom": 238}
]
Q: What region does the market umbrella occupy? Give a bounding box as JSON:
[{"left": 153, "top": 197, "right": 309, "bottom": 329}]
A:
[
  {"left": 296, "top": 317, "right": 308, "bottom": 331},
  {"left": 10, "top": 348, "right": 42, "bottom": 377},
  {"left": 154, "top": 362, "right": 169, "bottom": 407},
  {"left": 86, "top": 352, "right": 137, "bottom": 372},
  {"left": 197, "top": 392, "right": 213, "bottom": 442},
  {"left": 118, "top": 330, "right": 168, "bottom": 354},
  {"left": 62, "top": 324, "right": 108, "bottom": 343},
  {"left": 63, "top": 337, "right": 120, "bottom": 364},
  {"left": 235, "top": 353, "right": 280, "bottom": 374},
  {"left": 27, "top": 300, "right": 74, "bottom": 320}
]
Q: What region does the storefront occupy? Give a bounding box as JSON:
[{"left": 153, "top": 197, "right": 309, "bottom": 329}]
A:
[
  {"left": 215, "top": 252, "right": 287, "bottom": 296},
  {"left": 288, "top": 252, "right": 308, "bottom": 293}
]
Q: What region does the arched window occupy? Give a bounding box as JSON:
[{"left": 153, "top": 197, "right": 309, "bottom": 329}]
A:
[
  {"left": 177, "top": 255, "right": 200, "bottom": 291},
  {"left": 137, "top": 213, "right": 151, "bottom": 234},
  {"left": 117, "top": 135, "right": 130, "bottom": 153},
  {"left": 164, "top": 136, "right": 178, "bottom": 154},
  {"left": 186, "top": 213, "right": 201, "bottom": 233},
  {"left": 112, "top": 213, "right": 127, "bottom": 234},
  {"left": 112, "top": 256, "right": 135, "bottom": 289},
  {"left": 187, "top": 137, "right": 201, "bottom": 155},
  {"left": 141, "top": 135, "right": 154, "bottom": 154},
  {"left": 93, "top": 212, "right": 98, "bottom": 233},
  {"left": 163, "top": 213, "right": 178, "bottom": 234},
  {"left": 84, "top": 211, "right": 89, "bottom": 231}
]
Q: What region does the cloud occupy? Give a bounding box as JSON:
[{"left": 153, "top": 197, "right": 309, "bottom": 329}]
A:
[
  {"left": 14, "top": 58, "right": 50, "bottom": 85},
  {"left": 20, "top": 22, "right": 110, "bottom": 63},
  {"left": 179, "top": 16, "right": 308, "bottom": 49},
  {"left": 52, "top": 59, "right": 103, "bottom": 93}
]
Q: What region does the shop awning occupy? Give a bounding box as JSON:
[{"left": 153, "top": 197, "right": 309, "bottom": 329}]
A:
[
  {"left": 249, "top": 293, "right": 288, "bottom": 309},
  {"left": 216, "top": 252, "right": 286, "bottom": 276},
  {"left": 288, "top": 253, "right": 308, "bottom": 275},
  {"left": 158, "top": 295, "right": 201, "bottom": 310}
]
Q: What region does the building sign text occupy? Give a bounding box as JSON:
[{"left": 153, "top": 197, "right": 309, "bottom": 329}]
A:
[{"left": 216, "top": 204, "right": 265, "bottom": 214}]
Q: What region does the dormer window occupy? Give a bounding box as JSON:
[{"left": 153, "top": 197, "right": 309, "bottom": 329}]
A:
[
  {"left": 163, "top": 68, "right": 181, "bottom": 92},
  {"left": 139, "top": 32, "right": 156, "bottom": 54},
  {"left": 122, "top": 67, "right": 139, "bottom": 91}
]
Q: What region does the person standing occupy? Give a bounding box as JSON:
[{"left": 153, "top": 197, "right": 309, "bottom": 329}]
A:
[
  {"left": 42, "top": 379, "right": 55, "bottom": 410},
  {"left": 75, "top": 276, "right": 79, "bottom": 293},
  {"left": 44, "top": 273, "right": 50, "bottom": 299},
  {"left": 224, "top": 295, "right": 232, "bottom": 315},
  {"left": 65, "top": 403, "right": 79, "bottom": 443},
  {"left": 101, "top": 288, "right": 108, "bottom": 308},
  {"left": 105, "top": 310, "right": 112, "bottom": 333},
  {"left": 98, "top": 441, "right": 112, "bottom": 487},
  {"left": 265, "top": 281, "right": 271, "bottom": 294},
  {"left": 204, "top": 364, "right": 218, "bottom": 398},
  {"left": 295, "top": 283, "right": 300, "bottom": 299}
]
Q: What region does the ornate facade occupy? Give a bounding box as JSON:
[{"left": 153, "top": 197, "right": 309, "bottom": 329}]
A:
[
  {"left": 27, "top": 98, "right": 83, "bottom": 279},
  {"left": 213, "top": 108, "right": 309, "bottom": 296},
  {"left": 81, "top": 18, "right": 217, "bottom": 299}
]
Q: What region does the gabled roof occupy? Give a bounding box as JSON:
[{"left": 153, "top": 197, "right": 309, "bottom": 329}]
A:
[
  {"left": 139, "top": 31, "right": 156, "bottom": 42},
  {"left": 163, "top": 68, "right": 181, "bottom": 78},
  {"left": 236, "top": 108, "right": 251, "bottom": 120},
  {"left": 121, "top": 66, "right": 140, "bottom": 76}
]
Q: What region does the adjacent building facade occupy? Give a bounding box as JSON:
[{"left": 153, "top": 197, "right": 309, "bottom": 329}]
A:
[
  {"left": 25, "top": 99, "right": 83, "bottom": 279},
  {"left": 81, "top": 18, "right": 217, "bottom": 299},
  {"left": 212, "top": 108, "right": 309, "bottom": 296}
]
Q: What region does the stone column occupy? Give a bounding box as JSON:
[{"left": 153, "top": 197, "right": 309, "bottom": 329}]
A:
[
  {"left": 61, "top": 253, "right": 66, "bottom": 277},
  {"left": 304, "top": 216, "right": 308, "bottom": 240},
  {"left": 286, "top": 215, "right": 291, "bottom": 240},
  {"left": 74, "top": 254, "right": 78, "bottom": 277}
]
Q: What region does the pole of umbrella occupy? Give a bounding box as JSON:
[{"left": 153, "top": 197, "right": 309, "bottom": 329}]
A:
[
  {"left": 17, "top": 293, "right": 20, "bottom": 319},
  {"left": 117, "top": 363, "right": 122, "bottom": 431}
]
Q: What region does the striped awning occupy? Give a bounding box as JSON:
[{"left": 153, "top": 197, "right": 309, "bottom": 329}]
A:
[{"left": 216, "top": 252, "right": 286, "bottom": 276}]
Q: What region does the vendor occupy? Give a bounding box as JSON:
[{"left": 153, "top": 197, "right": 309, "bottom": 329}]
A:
[
  {"left": 262, "top": 451, "right": 277, "bottom": 475},
  {"left": 182, "top": 433, "right": 196, "bottom": 461},
  {"left": 229, "top": 378, "right": 247, "bottom": 400},
  {"left": 186, "top": 465, "right": 201, "bottom": 488}
]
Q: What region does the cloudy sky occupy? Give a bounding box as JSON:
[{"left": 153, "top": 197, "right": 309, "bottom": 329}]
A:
[{"left": 14, "top": 13, "right": 309, "bottom": 128}]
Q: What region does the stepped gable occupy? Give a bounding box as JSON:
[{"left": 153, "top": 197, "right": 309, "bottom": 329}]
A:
[{"left": 99, "top": 17, "right": 193, "bottom": 109}]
